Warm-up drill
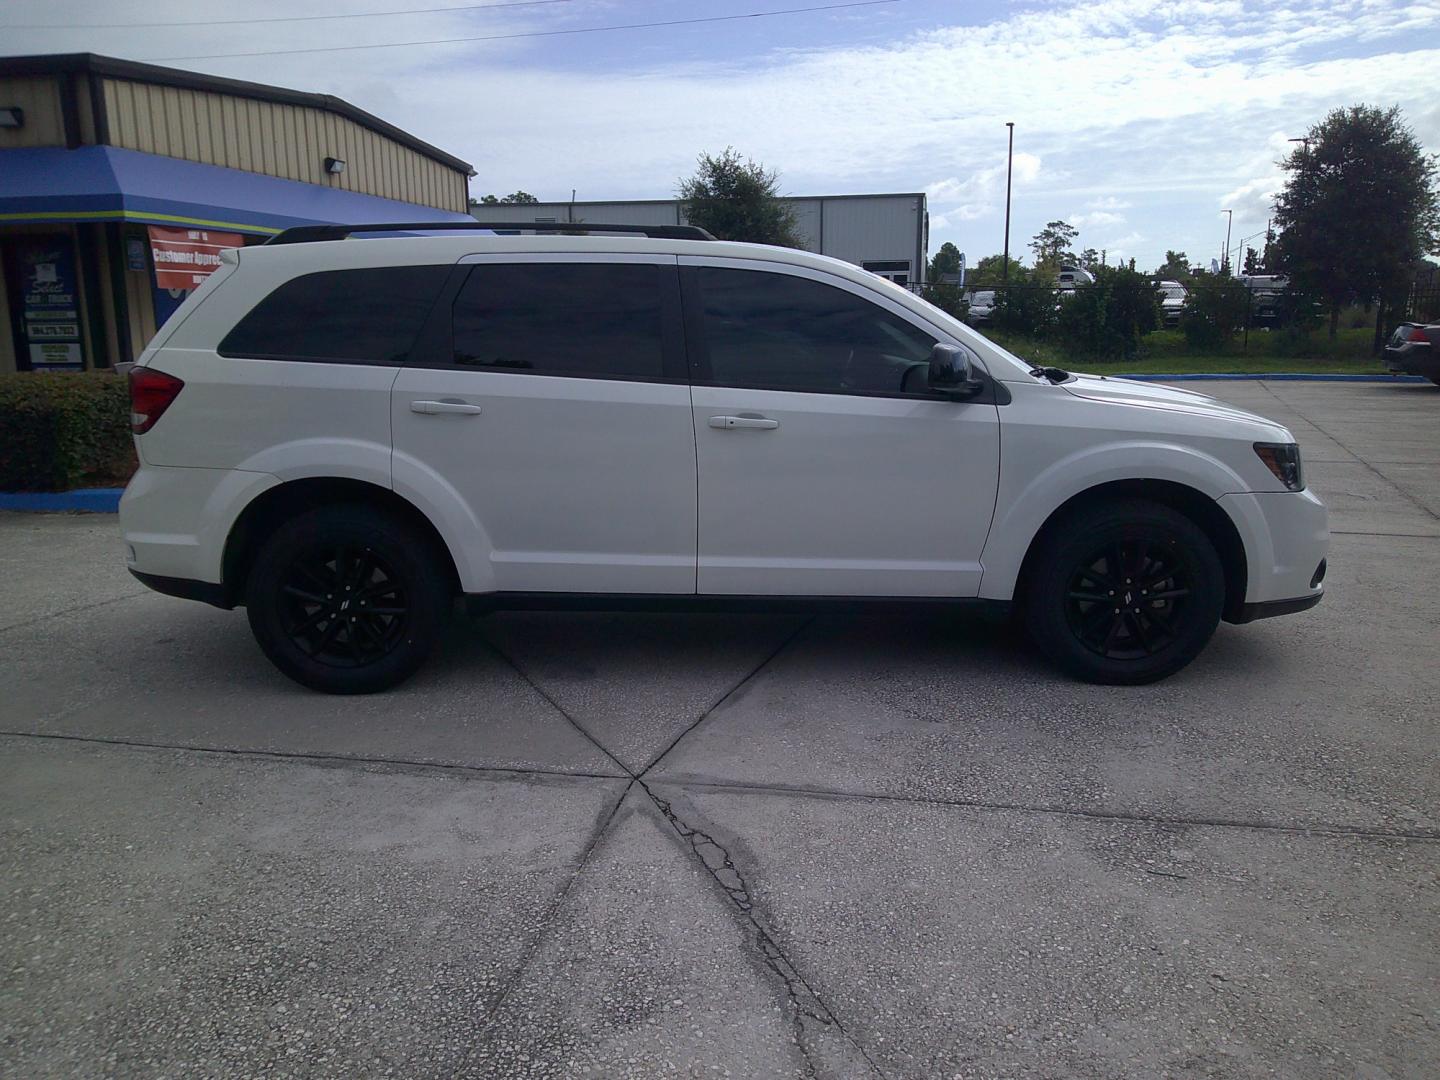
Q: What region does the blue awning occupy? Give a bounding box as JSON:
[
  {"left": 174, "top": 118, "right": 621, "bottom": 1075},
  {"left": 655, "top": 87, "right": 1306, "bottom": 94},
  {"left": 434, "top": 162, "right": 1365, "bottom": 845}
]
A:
[{"left": 0, "top": 145, "right": 474, "bottom": 235}]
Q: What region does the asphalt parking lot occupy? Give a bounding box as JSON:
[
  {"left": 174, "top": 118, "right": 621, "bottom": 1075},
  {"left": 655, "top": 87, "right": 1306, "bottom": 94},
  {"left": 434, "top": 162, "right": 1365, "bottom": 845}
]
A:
[{"left": 2, "top": 380, "right": 1437, "bottom": 1079}]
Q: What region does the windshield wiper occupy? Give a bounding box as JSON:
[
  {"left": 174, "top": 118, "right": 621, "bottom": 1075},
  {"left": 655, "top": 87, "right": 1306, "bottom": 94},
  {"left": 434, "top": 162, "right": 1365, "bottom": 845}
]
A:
[{"left": 1029, "top": 365, "right": 1070, "bottom": 384}]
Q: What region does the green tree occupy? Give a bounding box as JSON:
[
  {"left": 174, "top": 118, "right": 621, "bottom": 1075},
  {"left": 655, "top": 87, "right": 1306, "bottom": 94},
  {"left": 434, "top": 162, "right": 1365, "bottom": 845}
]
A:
[
  {"left": 1242, "top": 246, "right": 1264, "bottom": 276},
  {"left": 677, "top": 147, "right": 801, "bottom": 246},
  {"left": 1155, "top": 250, "right": 1191, "bottom": 280},
  {"left": 1272, "top": 104, "right": 1439, "bottom": 340},
  {"left": 929, "top": 241, "right": 962, "bottom": 280},
  {"left": 1054, "top": 266, "right": 1161, "bottom": 359},
  {"left": 472, "top": 191, "right": 540, "bottom": 206},
  {"left": 967, "top": 253, "right": 1024, "bottom": 288},
  {"left": 1079, "top": 247, "right": 1101, "bottom": 271},
  {"left": 992, "top": 264, "right": 1057, "bottom": 338},
  {"left": 1029, "top": 220, "right": 1078, "bottom": 271}
]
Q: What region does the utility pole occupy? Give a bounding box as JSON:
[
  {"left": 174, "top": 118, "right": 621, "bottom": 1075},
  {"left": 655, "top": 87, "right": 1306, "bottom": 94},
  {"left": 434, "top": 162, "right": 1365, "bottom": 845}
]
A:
[
  {"left": 1002, "top": 122, "right": 1015, "bottom": 284},
  {"left": 1220, "top": 209, "right": 1233, "bottom": 274}
]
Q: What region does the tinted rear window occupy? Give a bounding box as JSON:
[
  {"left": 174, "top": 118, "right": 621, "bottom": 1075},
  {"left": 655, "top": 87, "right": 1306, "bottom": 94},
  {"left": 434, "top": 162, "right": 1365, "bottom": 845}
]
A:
[
  {"left": 219, "top": 266, "right": 448, "bottom": 363},
  {"left": 451, "top": 263, "right": 664, "bottom": 379}
]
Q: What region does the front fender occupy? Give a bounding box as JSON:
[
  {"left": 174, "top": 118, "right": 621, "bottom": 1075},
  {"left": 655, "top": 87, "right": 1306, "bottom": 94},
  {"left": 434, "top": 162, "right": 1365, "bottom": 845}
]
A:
[{"left": 978, "top": 440, "right": 1250, "bottom": 601}]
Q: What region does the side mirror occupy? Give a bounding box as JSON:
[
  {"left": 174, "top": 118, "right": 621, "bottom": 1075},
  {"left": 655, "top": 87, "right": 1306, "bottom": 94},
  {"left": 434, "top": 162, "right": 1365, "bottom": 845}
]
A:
[{"left": 928, "top": 343, "right": 984, "bottom": 399}]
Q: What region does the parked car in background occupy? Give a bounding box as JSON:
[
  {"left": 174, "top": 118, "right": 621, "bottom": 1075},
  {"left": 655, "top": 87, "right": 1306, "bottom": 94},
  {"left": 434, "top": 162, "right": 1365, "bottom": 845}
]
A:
[
  {"left": 1240, "top": 274, "right": 1289, "bottom": 324},
  {"left": 119, "top": 222, "right": 1327, "bottom": 693},
  {"left": 1383, "top": 322, "right": 1440, "bottom": 385},
  {"left": 965, "top": 289, "right": 996, "bottom": 326},
  {"left": 1159, "top": 280, "right": 1187, "bottom": 326},
  {"left": 1057, "top": 265, "right": 1096, "bottom": 288}
]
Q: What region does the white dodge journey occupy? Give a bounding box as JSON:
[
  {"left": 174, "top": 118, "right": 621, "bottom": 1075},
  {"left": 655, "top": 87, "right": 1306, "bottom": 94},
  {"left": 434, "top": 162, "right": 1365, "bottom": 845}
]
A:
[{"left": 120, "top": 222, "right": 1328, "bottom": 693}]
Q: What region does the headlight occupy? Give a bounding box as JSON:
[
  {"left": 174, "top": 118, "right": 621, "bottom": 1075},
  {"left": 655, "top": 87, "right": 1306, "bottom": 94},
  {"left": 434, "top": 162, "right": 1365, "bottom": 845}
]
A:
[{"left": 1254, "top": 442, "right": 1304, "bottom": 491}]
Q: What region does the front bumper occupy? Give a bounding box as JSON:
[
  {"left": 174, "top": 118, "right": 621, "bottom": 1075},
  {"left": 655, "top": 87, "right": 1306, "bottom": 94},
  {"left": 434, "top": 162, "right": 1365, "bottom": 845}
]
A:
[{"left": 1216, "top": 487, "right": 1328, "bottom": 614}]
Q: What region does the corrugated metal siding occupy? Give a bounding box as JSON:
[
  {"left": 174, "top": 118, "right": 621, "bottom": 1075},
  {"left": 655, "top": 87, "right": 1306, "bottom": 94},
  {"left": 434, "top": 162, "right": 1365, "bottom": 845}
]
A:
[
  {"left": 101, "top": 79, "right": 467, "bottom": 210},
  {"left": 819, "top": 196, "right": 923, "bottom": 270},
  {"left": 0, "top": 76, "right": 67, "bottom": 148}
]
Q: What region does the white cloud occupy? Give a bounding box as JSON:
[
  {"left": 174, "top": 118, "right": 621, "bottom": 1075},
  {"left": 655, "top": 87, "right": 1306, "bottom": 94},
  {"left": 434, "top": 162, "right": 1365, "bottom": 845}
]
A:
[
  {"left": 7, "top": 0, "right": 1440, "bottom": 270},
  {"left": 1071, "top": 210, "right": 1126, "bottom": 229}
]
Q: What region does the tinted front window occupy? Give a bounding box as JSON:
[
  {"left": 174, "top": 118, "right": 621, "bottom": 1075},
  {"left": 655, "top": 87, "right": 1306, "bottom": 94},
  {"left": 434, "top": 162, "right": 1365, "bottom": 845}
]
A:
[
  {"left": 452, "top": 263, "right": 664, "bottom": 379},
  {"left": 696, "top": 267, "right": 935, "bottom": 394},
  {"left": 219, "top": 266, "right": 447, "bottom": 363}
]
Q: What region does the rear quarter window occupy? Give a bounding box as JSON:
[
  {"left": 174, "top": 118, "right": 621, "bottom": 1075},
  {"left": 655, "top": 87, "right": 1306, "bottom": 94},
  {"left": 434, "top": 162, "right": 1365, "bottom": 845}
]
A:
[{"left": 218, "top": 265, "right": 449, "bottom": 364}]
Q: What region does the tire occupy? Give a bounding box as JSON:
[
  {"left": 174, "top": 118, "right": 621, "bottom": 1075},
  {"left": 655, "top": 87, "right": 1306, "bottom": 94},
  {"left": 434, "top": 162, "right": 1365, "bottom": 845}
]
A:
[
  {"left": 1022, "top": 499, "right": 1225, "bottom": 685},
  {"left": 245, "top": 504, "right": 452, "bottom": 694}
]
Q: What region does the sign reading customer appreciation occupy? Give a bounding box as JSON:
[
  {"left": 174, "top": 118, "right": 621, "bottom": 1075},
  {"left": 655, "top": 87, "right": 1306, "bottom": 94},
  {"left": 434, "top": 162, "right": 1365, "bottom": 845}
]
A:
[{"left": 147, "top": 226, "right": 245, "bottom": 290}]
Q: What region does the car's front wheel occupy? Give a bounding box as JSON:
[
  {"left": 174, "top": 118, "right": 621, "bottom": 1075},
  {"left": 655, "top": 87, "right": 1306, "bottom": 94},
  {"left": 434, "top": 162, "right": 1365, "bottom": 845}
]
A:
[
  {"left": 1022, "top": 499, "right": 1225, "bottom": 685},
  {"left": 245, "top": 505, "right": 452, "bottom": 694}
]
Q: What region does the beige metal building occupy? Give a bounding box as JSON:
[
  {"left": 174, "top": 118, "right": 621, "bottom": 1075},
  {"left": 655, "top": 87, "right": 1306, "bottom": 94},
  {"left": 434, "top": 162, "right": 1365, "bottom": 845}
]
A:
[{"left": 1, "top": 53, "right": 474, "bottom": 372}]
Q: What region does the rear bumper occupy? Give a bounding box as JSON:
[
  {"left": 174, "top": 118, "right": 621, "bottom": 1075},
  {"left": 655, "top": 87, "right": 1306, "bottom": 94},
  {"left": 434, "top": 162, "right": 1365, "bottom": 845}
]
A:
[
  {"left": 130, "top": 570, "right": 233, "bottom": 609},
  {"left": 1382, "top": 343, "right": 1439, "bottom": 378}
]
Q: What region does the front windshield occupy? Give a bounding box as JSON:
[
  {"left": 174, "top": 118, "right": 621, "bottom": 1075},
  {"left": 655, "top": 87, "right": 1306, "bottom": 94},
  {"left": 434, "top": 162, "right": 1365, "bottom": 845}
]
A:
[{"left": 1163, "top": 286, "right": 1186, "bottom": 298}]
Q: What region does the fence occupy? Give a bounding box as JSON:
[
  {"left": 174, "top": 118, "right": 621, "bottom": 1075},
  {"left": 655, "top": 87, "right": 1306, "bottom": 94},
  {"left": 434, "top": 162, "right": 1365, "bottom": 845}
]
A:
[{"left": 901, "top": 279, "right": 1401, "bottom": 362}]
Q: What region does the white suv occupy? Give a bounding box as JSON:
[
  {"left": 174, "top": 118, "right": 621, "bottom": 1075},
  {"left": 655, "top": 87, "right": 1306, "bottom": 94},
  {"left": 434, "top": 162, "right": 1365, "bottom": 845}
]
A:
[{"left": 120, "top": 223, "right": 1328, "bottom": 693}]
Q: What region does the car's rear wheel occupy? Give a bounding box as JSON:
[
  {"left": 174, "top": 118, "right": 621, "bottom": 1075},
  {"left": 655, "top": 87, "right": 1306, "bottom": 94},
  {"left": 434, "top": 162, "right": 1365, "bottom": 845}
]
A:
[
  {"left": 245, "top": 505, "right": 451, "bottom": 694},
  {"left": 1022, "top": 499, "right": 1225, "bottom": 685}
]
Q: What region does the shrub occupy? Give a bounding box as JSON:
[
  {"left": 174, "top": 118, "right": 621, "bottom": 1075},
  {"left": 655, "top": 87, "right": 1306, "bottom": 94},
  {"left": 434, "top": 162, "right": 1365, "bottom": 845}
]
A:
[
  {"left": 1053, "top": 267, "right": 1160, "bottom": 360},
  {"left": 0, "top": 372, "right": 136, "bottom": 491},
  {"left": 920, "top": 282, "right": 965, "bottom": 320},
  {"left": 992, "top": 279, "right": 1058, "bottom": 338},
  {"left": 1181, "top": 276, "right": 1250, "bottom": 350}
]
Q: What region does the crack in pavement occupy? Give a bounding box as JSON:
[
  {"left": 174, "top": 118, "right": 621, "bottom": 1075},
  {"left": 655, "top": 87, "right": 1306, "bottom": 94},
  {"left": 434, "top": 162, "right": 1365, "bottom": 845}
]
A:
[
  {"left": 0, "top": 589, "right": 148, "bottom": 636},
  {"left": 640, "top": 782, "right": 888, "bottom": 1080},
  {"left": 458, "top": 779, "right": 636, "bottom": 1072},
  {"left": 0, "top": 729, "right": 629, "bottom": 784},
  {"left": 659, "top": 775, "right": 1440, "bottom": 842},
  {"left": 479, "top": 613, "right": 888, "bottom": 1077}
]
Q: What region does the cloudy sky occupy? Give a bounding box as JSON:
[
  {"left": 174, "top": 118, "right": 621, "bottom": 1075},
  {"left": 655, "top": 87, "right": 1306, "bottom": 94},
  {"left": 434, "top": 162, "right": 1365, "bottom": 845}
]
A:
[{"left": 7, "top": 0, "right": 1440, "bottom": 271}]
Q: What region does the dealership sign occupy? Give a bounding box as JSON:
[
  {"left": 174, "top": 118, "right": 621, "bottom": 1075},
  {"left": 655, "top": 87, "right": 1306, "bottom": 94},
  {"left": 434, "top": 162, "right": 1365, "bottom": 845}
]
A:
[{"left": 147, "top": 226, "right": 245, "bottom": 290}]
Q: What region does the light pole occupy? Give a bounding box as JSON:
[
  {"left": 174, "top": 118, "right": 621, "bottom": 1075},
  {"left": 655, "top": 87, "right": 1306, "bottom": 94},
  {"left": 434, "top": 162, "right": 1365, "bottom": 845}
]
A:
[
  {"left": 1002, "top": 121, "right": 1014, "bottom": 283},
  {"left": 1220, "top": 208, "right": 1233, "bottom": 274}
]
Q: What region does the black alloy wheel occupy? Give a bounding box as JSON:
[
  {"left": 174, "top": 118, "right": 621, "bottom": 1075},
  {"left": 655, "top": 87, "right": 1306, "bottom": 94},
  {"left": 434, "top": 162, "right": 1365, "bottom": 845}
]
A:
[
  {"left": 1023, "top": 499, "right": 1225, "bottom": 685},
  {"left": 1065, "top": 539, "right": 1192, "bottom": 661},
  {"left": 246, "top": 505, "right": 451, "bottom": 694},
  {"left": 279, "top": 545, "right": 409, "bottom": 667}
]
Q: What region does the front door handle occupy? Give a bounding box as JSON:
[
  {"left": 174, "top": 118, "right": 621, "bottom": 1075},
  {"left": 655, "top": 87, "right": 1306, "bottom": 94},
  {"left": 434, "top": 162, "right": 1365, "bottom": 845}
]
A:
[
  {"left": 708, "top": 415, "right": 779, "bottom": 430},
  {"left": 411, "top": 399, "right": 483, "bottom": 416}
]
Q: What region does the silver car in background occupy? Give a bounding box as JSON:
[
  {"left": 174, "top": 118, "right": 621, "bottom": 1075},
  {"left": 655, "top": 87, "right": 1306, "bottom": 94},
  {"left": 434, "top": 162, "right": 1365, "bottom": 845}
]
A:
[
  {"left": 1159, "top": 280, "right": 1187, "bottom": 326},
  {"left": 966, "top": 289, "right": 997, "bottom": 326}
]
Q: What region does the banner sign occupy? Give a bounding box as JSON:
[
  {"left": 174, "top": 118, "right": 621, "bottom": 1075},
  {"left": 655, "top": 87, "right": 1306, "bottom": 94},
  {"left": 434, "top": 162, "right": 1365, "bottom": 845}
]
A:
[
  {"left": 147, "top": 226, "right": 244, "bottom": 290},
  {"left": 17, "top": 238, "right": 84, "bottom": 371}
]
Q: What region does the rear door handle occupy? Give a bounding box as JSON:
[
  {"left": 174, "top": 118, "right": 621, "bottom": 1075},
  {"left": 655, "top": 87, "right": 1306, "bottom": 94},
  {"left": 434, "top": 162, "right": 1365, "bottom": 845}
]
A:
[
  {"left": 708, "top": 415, "right": 779, "bottom": 430},
  {"left": 411, "top": 399, "right": 483, "bottom": 416}
]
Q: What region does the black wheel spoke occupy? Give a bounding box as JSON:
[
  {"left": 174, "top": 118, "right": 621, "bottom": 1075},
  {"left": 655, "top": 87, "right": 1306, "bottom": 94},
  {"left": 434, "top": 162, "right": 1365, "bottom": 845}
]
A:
[
  {"left": 308, "top": 616, "right": 344, "bottom": 657},
  {"left": 1067, "top": 536, "right": 1192, "bottom": 660},
  {"left": 282, "top": 584, "right": 328, "bottom": 604},
  {"left": 280, "top": 544, "right": 409, "bottom": 668}
]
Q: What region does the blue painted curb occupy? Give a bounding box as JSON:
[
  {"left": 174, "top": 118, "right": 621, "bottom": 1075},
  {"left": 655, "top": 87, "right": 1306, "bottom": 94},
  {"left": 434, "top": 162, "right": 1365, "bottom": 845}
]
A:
[
  {"left": 1116, "top": 373, "right": 1428, "bottom": 382},
  {"left": 0, "top": 488, "right": 124, "bottom": 513}
]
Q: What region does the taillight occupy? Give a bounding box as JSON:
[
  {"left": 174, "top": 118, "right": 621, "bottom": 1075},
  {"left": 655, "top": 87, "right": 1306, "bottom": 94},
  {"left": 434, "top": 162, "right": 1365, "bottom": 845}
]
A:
[
  {"left": 1409, "top": 326, "right": 1430, "bottom": 343},
  {"left": 129, "top": 367, "right": 185, "bottom": 434}
]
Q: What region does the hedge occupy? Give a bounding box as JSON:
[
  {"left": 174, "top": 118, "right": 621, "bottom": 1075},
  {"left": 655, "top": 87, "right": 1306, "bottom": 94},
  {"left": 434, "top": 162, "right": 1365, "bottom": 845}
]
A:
[{"left": 0, "top": 372, "right": 136, "bottom": 492}]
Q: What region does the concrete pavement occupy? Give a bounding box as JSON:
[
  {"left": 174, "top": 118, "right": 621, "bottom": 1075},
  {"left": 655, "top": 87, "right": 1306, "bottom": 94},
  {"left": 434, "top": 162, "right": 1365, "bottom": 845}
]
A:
[{"left": 2, "top": 380, "right": 1437, "bottom": 1078}]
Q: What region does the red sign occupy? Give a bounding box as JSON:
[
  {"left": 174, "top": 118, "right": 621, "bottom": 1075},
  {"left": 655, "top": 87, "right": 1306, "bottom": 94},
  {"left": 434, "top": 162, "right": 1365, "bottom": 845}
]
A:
[{"left": 147, "top": 226, "right": 245, "bottom": 290}]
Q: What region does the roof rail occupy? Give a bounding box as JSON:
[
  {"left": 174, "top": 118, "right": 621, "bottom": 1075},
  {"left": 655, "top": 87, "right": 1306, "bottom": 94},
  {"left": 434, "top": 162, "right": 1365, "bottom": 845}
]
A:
[{"left": 265, "top": 221, "right": 717, "bottom": 245}]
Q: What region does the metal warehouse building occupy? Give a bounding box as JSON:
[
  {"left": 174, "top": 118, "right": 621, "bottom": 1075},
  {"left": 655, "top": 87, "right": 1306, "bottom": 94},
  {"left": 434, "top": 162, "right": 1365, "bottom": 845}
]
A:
[
  {"left": 0, "top": 53, "right": 474, "bottom": 373},
  {"left": 474, "top": 193, "right": 930, "bottom": 286}
]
